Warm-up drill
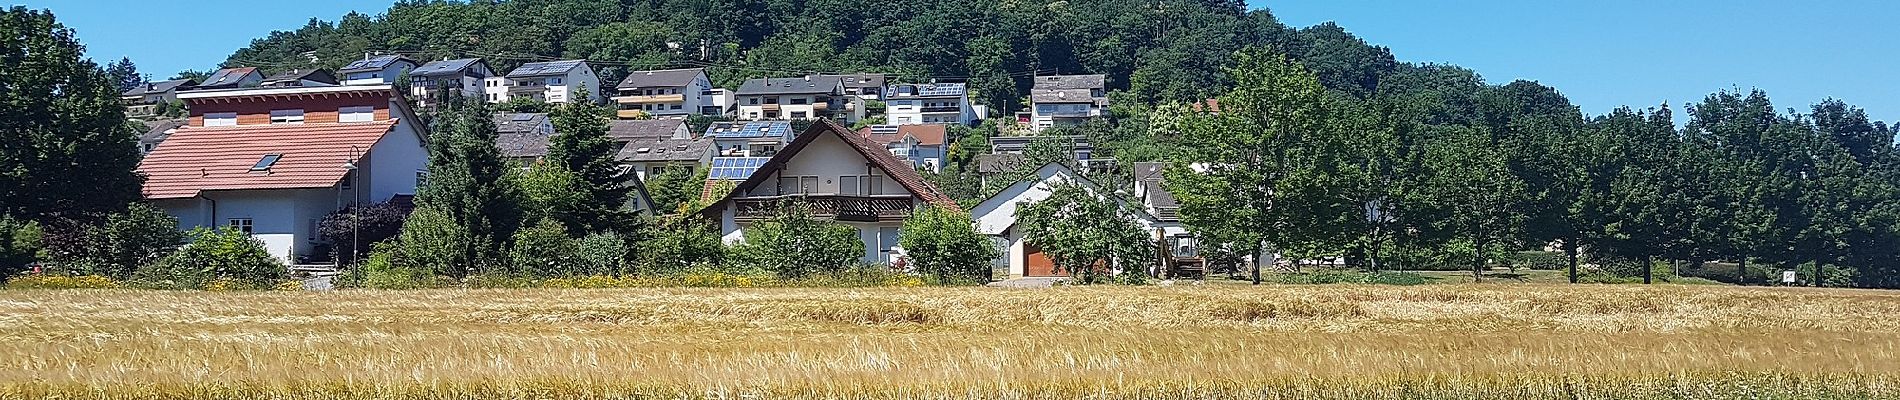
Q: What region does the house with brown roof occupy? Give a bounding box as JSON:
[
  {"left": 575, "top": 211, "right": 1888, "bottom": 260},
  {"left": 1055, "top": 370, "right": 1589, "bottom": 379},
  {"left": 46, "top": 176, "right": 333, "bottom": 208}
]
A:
[
  {"left": 970, "top": 162, "right": 1165, "bottom": 277},
  {"left": 609, "top": 118, "right": 711, "bottom": 180},
  {"left": 493, "top": 113, "right": 555, "bottom": 161},
  {"left": 733, "top": 75, "right": 864, "bottom": 123},
  {"left": 613, "top": 68, "right": 717, "bottom": 118},
  {"left": 141, "top": 85, "right": 429, "bottom": 263},
  {"left": 194, "top": 67, "right": 263, "bottom": 90},
  {"left": 1024, "top": 74, "right": 1108, "bottom": 132},
  {"left": 699, "top": 120, "right": 954, "bottom": 264},
  {"left": 857, "top": 124, "right": 949, "bottom": 172}
]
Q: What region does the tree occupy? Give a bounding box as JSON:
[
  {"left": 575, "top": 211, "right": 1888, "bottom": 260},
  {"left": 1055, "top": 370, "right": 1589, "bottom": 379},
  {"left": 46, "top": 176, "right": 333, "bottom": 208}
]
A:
[
  {"left": 547, "top": 94, "right": 639, "bottom": 234},
  {"left": 1014, "top": 182, "right": 1152, "bottom": 284},
  {"left": 730, "top": 204, "right": 864, "bottom": 278},
  {"left": 506, "top": 219, "right": 580, "bottom": 278},
  {"left": 171, "top": 69, "right": 211, "bottom": 82},
  {"left": 87, "top": 203, "right": 184, "bottom": 278},
  {"left": 404, "top": 97, "right": 523, "bottom": 277},
  {"left": 0, "top": 7, "right": 144, "bottom": 221},
  {"left": 638, "top": 216, "right": 727, "bottom": 274},
  {"left": 1416, "top": 126, "right": 1526, "bottom": 281},
  {"left": 105, "top": 57, "right": 143, "bottom": 92},
  {"left": 317, "top": 200, "right": 411, "bottom": 263},
  {"left": 899, "top": 205, "right": 999, "bottom": 284},
  {"left": 644, "top": 165, "right": 707, "bottom": 214},
  {"left": 143, "top": 227, "right": 285, "bottom": 289}
]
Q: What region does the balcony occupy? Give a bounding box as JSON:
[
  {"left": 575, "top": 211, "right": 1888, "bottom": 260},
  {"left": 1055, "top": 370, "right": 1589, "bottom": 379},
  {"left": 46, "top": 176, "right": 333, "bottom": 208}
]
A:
[
  {"left": 1044, "top": 110, "right": 1096, "bottom": 118},
  {"left": 761, "top": 103, "right": 781, "bottom": 112},
  {"left": 734, "top": 195, "right": 917, "bottom": 222},
  {"left": 616, "top": 110, "right": 647, "bottom": 119},
  {"left": 508, "top": 85, "right": 547, "bottom": 94},
  {"left": 811, "top": 102, "right": 829, "bottom": 112},
  {"left": 920, "top": 106, "right": 961, "bottom": 113},
  {"left": 615, "top": 93, "right": 685, "bottom": 104}
]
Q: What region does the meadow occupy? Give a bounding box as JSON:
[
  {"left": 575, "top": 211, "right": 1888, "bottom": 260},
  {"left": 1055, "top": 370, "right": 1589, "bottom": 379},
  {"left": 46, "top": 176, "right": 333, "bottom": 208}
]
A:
[{"left": 2, "top": 284, "right": 1898, "bottom": 399}]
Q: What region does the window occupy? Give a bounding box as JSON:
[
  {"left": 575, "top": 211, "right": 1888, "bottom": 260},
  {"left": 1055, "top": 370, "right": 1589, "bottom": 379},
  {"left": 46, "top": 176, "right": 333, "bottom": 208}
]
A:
[
  {"left": 251, "top": 154, "right": 282, "bottom": 171},
  {"left": 878, "top": 227, "right": 901, "bottom": 259},
  {"left": 778, "top": 176, "right": 801, "bottom": 195},
  {"left": 670, "top": 103, "right": 682, "bottom": 110},
  {"left": 340, "top": 171, "right": 353, "bottom": 190},
  {"left": 339, "top": 106, "right": 375, "bottom": 123},
  {"left": 790, "top": 111, "right": 807, "bottom": 119},
  {"left": 802, "top": 176, "right": 818, "bottom": 194},
  {"left": 748, "top": 98, "right": 758, "bottom": 105},
  {"left": 840, "top": 176, "right": 859, "bottom": 195},
  {"left": 228, "top": 218, "right": 253, "bottom": 234},
  {"left": 270, "top": 109, "right": 304, "bottom": 124},
  {"left": 866, "top": 175, "right": 884, "bottom": 195},
  {"left": 789, "top": 97, "right": 808, "bottom": 105},
  {"left": 548, "top": 77, "right": 563, "bottom": 85},
  {"left": 204, "top": 112, "right": 238, "bottom": 127},
  {"left": 649, "top": 165, "right": 666, "bottom": 176},
  {"left": 416, "top": 170, "right": 429, "bottom": 188}
]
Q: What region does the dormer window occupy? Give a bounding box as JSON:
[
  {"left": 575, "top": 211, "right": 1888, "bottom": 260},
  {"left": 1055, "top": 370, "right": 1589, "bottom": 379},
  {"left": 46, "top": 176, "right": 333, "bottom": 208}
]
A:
[
  {"left": 339, "top": 106, "right": 375, "bottom": 123},
  {"left": 204, "top": 112, "right": 238, "bottom": 127},
  {"left": 270, "top": 109, "right": 304, "bottom": 124}
]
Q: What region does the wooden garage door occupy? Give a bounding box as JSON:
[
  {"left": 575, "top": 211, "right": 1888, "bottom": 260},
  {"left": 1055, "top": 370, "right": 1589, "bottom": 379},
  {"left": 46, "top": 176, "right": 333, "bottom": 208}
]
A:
[{"left": 1024, "top": 243, "right": 1068, "bottom": 277}]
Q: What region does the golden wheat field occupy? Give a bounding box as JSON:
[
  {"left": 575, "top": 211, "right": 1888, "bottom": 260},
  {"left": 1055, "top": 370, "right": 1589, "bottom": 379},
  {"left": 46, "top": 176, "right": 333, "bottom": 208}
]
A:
[{"left": 2, "top": 284, "right": 1899, "bottom": 399}]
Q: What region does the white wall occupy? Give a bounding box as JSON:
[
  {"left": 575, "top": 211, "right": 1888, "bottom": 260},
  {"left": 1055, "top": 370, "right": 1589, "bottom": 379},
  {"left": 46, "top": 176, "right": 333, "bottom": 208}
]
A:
[
  {"left": 364, "top": 116, "right": 426, "bottom": 201},
  {"left": 749, "top": 133, "right": 904, "bottom": 196},
  {"left": 158, "top": 189, "right": 344, "bottom": 264}
]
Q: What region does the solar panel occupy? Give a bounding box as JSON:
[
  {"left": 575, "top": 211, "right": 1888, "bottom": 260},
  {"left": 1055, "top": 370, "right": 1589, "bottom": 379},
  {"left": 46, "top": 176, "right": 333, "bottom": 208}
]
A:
[
  {"left": 708, "top": 157, "right": 770, "bottom": 180},
  {"left": 511, "top": 114, "right": 534, "bottom": 121}
]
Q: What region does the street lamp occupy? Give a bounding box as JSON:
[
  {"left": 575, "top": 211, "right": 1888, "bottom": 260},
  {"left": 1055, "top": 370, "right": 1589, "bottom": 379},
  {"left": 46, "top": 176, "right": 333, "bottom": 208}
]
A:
[{"left": 342, "top": 145, "right": 362, "bottom": 263}]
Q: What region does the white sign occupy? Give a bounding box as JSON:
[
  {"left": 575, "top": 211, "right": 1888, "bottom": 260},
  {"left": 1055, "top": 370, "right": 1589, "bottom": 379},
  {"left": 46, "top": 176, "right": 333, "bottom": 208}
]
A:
[{"left": 1782, "top": 270, "right": 1798, "bottom": 284}]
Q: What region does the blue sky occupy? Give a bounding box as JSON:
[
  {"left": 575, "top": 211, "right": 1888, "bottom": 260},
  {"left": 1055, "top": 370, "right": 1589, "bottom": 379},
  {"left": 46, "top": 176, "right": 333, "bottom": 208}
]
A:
[{"left": 27, "top": 0, "right": 1898, "bottom": 123}]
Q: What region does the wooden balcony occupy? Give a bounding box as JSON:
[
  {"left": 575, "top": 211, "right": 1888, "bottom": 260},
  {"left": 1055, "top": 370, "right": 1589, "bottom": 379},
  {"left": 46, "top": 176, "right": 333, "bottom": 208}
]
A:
[
  {"left": 734, "top": 195, "right": 917, "bottom": 222},
  {"left": 614, "top": 93, "right": 685, "bottom": 104},
  {"left": 508, "top": 85, "right": 547, "bottom": 94},
  {"left": 616, "top": 109, "right": 647, "bottom": 119},
  {"left": 761, "top": 103, "right": 781, "bottom": 112},
  {"left": 811, "top": 102, "right": 829, "bottom": 112}
]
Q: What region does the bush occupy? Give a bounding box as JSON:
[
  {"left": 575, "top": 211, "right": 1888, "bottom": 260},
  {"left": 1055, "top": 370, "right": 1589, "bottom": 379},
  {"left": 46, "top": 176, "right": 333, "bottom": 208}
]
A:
[
  {"left": 317, "top": 200, "right": 410, "bottom": 263},
  {"left": 638, "top": 216, "right": 727, "bottom": 274},
  {"left": 1267, "top": 270, "right": 1428, "bottom": 286},
  {"left": 506, "top": 219, "right": 579, "bottom": 277},
  {"left": 1505, "top": 251, "right": 1567, "bottom": 271},
  {"left": 573, "top": 232, "right": 628, "bottom": 276},
  {"left": 730, "top": 204, "right": 864, "bottom": 278},
  {"left": 4, "top": 274, "right": 118, "bottom": 289},
  {"left": 899, "top": 206, "right": 998, "bottom": 284},
  {"left": 0, "top": 216, "right": 41, "bottom": 277},
  {"left": 138, "top": 227, "right": 285, "bottom": 289},
  {"left": 347, "top": 243, "right": 452, "bottom": 290}
]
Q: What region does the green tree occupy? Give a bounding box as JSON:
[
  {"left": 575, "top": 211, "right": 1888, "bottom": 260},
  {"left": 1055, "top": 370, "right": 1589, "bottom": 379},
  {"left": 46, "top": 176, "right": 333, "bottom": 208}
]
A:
[
  {"left": 638, "top": 216, "right": 727, "bottom": 274},
  {"left": 563, "top": 21, "right": 681, "bottom": 85},
  {"left": 87, "top": 203, "right": 184, "bottom": 278},
  {"left": 1014, "top": 182, "right": 1152, "bottom": 284},
  {"left": 730, "top": 204, "right": 864, "bottom": 278},
  {"left": 0, "top": 7, "right": 144, "bottom": 221},
  {"left": 899, "top": 205, "right": 999, "bottom": 284},
  {"left": 644, "top": 165, "right": 708, "bottom": 214},
  {"left": 142, "top": 227, "right": 285, "bottom": 289},
  {"left": 105, "top": 57, "right": 143, "bottom": 93},
  {"left": 406, "top": 97, "right": 523, "bottom": 278},
  {"left": 0, "top": 216, "right": 43, "bottom": 277},
  {"left": 1416, "top": 126, "right": 1526, "bottom": 281},
  {"left": 506, "top": 219, "right": 580, "bottom": 278},
  {"left": 548, "top": 95, "right": 640, "bottom": 234}
]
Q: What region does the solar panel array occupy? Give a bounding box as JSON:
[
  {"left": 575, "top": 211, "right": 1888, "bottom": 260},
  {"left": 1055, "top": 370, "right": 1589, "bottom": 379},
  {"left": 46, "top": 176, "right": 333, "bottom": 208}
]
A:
[
  {"left": 916, "top": 83, "right": 966, "bottom": 97},
  {"left": 707, "top": 121, "right": 792, "bottom": 139},
  {"left": 511, "top": 60, "right": 584, "bottom": 77},
  {"left": 343, "top": 55, "right": 402, "bottom": 71},
  {"left": 708, "top": 157, "right": 770, "bottom": 180},
  {"left": 411, "top": 58, "right": 476, "bottom": 76}
]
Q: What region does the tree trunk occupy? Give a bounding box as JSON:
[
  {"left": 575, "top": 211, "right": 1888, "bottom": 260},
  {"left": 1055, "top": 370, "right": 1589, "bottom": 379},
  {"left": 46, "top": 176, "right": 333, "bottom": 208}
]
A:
[
  {"left": 1813, "top": 258, "right": 1823, "bottom": 287},
  {"left": 1565, "top": 239, "right": 1579, "bottom": 284},
  {"left": 1642, "top": 254, "right": 1653, "bottom": 284},
  {"left": 1251, "top": 243, "right": 1264, "bottom": 285},
  {"left": 1736, "top": 257, "right": 1747, "bottom": 285},
  {"left": 1472, "top": 239, "right": 1485, "bottom": 283}
]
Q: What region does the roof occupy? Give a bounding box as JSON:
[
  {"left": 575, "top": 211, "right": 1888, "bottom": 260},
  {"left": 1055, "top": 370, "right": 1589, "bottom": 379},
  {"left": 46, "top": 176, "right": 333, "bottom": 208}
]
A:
[
  {"left": 1031, "top": 88, "right": 1102, "bottom": 103},
  {"left": 858, "top": 124, "right": 948, "bottom": 147},
  {"left": 200, "top": 67, "right": 259, "bottom": 87},
  {"left": 177, "top": 85, "right": 394, "bottom": 100},
  {"left": 705, "top": 121, "right": 792, "bottom": 139},
  {"left": 507, "top": 60, "right": 588, "bottom": 78},
  {"left": 260, "top": 69, "right": 337, "bottom": 86},
  {"left": 1033, "top": 74, "right": 1107, "bottom": 90},
  {"left": 825, "top": 73, "right": 885, "bottom": 89},
  {"left": 735, "top": 75, "right": 844, "bottom": 95},
  {"left": 971, "top": 162, "right": 1158, "bottom": 235},
  {"left": 492, "top": 113, "right": 552, "bottom": 158},
  {"left": 617, "top": 136, "right": 713, "bottom": 163},
  {"left": 1133, "top": 162, "right": 1166, "bottom": 182},
  {"left": 706, "top": 120, "right": 955, "bottom": 209},
  {"left": 122, "top": 78, "right": 197, "bottom": 97},
  {"left": 889, "top": 82, "right": 965, "bottom": 98},
  {"left": 607, "top": 118, "right": 688, "bottom": 141},
  {"left": 136, "top": 120, "right": 400, "bottom": 199},
  {"left": 1142, "top": 180, "right": 1180, "bottom": 209},
  {"left": 340, "top": 55, "right": 416, "bottom": 74},
  {"left": 975, "top": 153, "right": 1026, "bottom": 174},
  {"left": 139, "top": 119, "right": 186, "bottom": 144},
  {"left": 493, "top": 113, "right": 550, "bottom": 134},
  {"left": 617, "top": 68, "right": 705, "bottom": 89},
  {"left": 410, "top": 58, "right": 485, "bottom": 77},
  {"left": 705, "top": 157, "right": 769, "bottom": 179}
]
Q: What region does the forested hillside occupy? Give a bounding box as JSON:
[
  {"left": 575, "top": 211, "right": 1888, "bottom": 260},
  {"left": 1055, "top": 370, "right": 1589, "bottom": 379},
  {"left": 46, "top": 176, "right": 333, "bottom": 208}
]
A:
[{"left": 219, "top": 0, "right": 1394, "bottom": 110}]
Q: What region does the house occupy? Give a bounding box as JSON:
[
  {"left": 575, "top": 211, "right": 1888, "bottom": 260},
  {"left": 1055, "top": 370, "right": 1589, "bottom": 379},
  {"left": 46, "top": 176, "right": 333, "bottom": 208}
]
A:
[
  {"left": 408, "top": 58, "right": 494, "bottom": 106},
  {"left": 137, "top": 119, "right": 187, "bottom": 155},
  {"left": 1131, "top": 162, "right": 1202, "bottom": 277},
  {"left": 989, "top": 135, "right": 1097, "bottom": 165},
  {"left": 493, "top": 113, "right": 555, "bottom": 161},
  {"left": 706, "top": 88, "right": 735, "bottom": 116},
  {"left": 885, "top": 83, "right": 976, "bottom": 125},
  {"left": 705, "top": 121, "right": 793, "bottom": 157},
  {"left": 139, "top": 85, "right": 429, "bottom": 264},
  {"left": 733, "top": 75, "right": 863, "bottom": 123},
  {"left": 699, "top": 120, "right": 956, "bottom": 264},
  {"left": 338, "top": 55, "right": 418, "bottom": 86},
  {"left": 258, "top": 69, "right": 337, "bottom": 87},
  {"left": 1026, "top": 74, "right": 1108, "bottom": 132},
  {"left": 486, "top": 60, "right": 602, "bottom": 104},
  {"left": 122, "top": 78, "right": 198, "bottom": 119},
  {"left": 857, "top": 124, "right": 948, "bottom": 172},
  {"left": 609, "top": 119, "right": 712, "bottom": 180},
  {"left": 970, "top": 162, "right": 1164, "bottom": 277},
  {"left": 826, "top": 73, "right": 885, "bottom": 101},
  {"left": 613, "top": 68, "right": 716, "bottom": 118},
  {"left": 194, "top": 67, "right": 263, "bottom": 90}
]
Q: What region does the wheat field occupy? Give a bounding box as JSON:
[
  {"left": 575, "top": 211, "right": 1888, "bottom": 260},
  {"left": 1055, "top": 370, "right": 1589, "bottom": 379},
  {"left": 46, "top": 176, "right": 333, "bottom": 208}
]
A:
[{"left": 2, "top": 284, "right": 1898, "bottom": 399}]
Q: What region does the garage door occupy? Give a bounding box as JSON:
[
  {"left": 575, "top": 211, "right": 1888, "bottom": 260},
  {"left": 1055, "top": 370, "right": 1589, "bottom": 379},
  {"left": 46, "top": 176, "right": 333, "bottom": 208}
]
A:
[{"left": 1023, "top": 244, "right": 1068, "bottom": 277}]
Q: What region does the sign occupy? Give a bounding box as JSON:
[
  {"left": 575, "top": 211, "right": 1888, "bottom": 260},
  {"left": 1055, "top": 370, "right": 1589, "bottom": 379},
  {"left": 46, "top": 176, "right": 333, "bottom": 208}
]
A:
[{"left": 1781, "top": 270, "right": 1798, "bottom": 284}]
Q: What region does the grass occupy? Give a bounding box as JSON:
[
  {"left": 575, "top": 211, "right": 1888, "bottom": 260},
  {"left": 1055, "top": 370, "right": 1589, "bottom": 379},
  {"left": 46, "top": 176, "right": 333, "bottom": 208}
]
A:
[{"left": 3, "top": 284, "right": 1899, "bottom": 398}]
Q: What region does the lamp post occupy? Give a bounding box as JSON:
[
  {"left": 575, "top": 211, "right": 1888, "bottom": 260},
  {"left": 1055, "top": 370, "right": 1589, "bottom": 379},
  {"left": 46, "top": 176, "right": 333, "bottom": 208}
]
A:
[{"left": 342, "top": 145, "right": 362, "bottom": 262}]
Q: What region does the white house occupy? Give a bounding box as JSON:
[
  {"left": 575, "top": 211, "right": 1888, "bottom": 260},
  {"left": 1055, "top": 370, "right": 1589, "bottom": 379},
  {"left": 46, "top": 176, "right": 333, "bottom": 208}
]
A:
[
  {"left": 194, "top": 67, "right": 263, "bottom": 90},
  {"left": 338, "top": 55, "right": 417, "bottom": 86},
  {"left": 487, "top": 60, "right": 602, "bottom": 104},
  {"left": 139, "top": 85, "right": 430, "bottom": 264},
  {"left": 857, "top": 124, "right": 949, "bottom": 172},
  {"left": 1026, "top": 74, "right": 1108, "bottom": 132},
  {"left": 409, "top": 58, "right": 493, "bottom": 106},
  {"left": 609, "top": 118, "right": 712, "bottom": 181},
  {"left": 613, "top": 68, "right": 715, "bottom": 118},
  {"left": 699, "top": 120, "right": 956, "bottom": 264},
  {"left": 733, "top": 75, "right": 863, "bottom": 123},
  {"left": 705, "top": 120, "right": 794, "bottom": 157},
  {"left": 827, "top": 73, "right": 885, "bottom": 102},
  {"left": 885, "top": 83, "right": 976, "bottom": 125},
  {"left": 970, "top": 162, "right": 1163, "bottom": 277}
]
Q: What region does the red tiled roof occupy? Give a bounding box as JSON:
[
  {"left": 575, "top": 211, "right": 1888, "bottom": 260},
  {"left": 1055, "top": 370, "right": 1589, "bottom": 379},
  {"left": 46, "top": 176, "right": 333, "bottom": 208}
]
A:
[
  {"left": 857, "top": 124, "right": 948, "bottom": 146},
  {"left": 707, "top": 120, "right": 955, "bottom": 211},
  {"left": 137, "top": 120, "right": 400, "bottom": 199}
]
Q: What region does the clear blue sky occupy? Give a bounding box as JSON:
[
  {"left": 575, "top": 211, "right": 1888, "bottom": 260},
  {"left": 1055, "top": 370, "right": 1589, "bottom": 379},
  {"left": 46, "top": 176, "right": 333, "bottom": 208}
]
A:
[{"left": 26, "top": 0, "right": 1898, "bottom": 123}]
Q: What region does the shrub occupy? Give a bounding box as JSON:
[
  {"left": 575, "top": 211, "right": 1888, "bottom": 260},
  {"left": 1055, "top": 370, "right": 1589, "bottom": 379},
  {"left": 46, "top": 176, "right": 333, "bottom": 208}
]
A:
[
  {"left": 899, "top": 205, "right": 998, "bottom": 284},
  {"left": 1268, "top": 270, "right": 1428, "bottom": 286},
  {"left": 353, "top": 243, "right": 450, "bottom": 290},
  {"left": 506, "top": 219, "right": 579, "bottom": 277},
  {"left": 0, "top": 216, "right": 41, "bottom": 277},
  {"left": 1506, "top": 251, "right": 1567, "bottom": 271},
  {"left": 317, "top": 200, "right": 410, "bottom": 263},
  {"left": 139, "top": 227, "right": 285, "bottom": 289},
  {"left": 573, "top": 232, "right": 628, "bottom": 276},
  {"left": 730, "top": 204, "right": 864, "bottom": 278},
  {"left": 89, "top": 204, "right": 184, "bottom": 278},
  {"left": 4, "top": 274, "right": 118, "bottom": 289},
  {"left": 390, "top": 207, "right": 466, "bottom": 277},
  {"left": 638, "top": 216, "right": 727, "bottom": 274}
]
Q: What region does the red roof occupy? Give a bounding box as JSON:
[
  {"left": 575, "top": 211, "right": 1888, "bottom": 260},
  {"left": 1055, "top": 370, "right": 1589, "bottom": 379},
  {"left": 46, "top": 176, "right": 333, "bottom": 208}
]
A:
[
  {"left": 707, "top": 120, "right": 955, "bottom": 210},
  {"left": 857, "top": 124, "right": 948, "bottom": 146},
  {"left": 137, "top": 120, "right": 400, "bottom": 199}
]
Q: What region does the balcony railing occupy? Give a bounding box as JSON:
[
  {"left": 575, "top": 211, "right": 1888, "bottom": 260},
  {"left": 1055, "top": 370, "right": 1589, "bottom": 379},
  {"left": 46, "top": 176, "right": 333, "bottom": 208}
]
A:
[
  {"left": 1045, "top": 110, "right": 1096, "bottom": 118},
  {"left": 508, "top": 85, "right": 548, "bottom": 94},
  {"left": 734, "top": 195, "right": 917, "bottom": 222},
  {"left": 761, "top": 103, "right": 781, "bottom": 111},
  {"left": 615, "top": 93, "right": 685, "bottom": 104},
  {"left": 920, "top": 106, "right": 961, "bottom": 113}
]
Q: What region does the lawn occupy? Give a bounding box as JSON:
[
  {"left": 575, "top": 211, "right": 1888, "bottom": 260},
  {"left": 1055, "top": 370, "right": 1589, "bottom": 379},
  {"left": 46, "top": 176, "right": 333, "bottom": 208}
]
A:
[{"left": 2, "top": 284, "right": 1898, "bottom": 399}]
